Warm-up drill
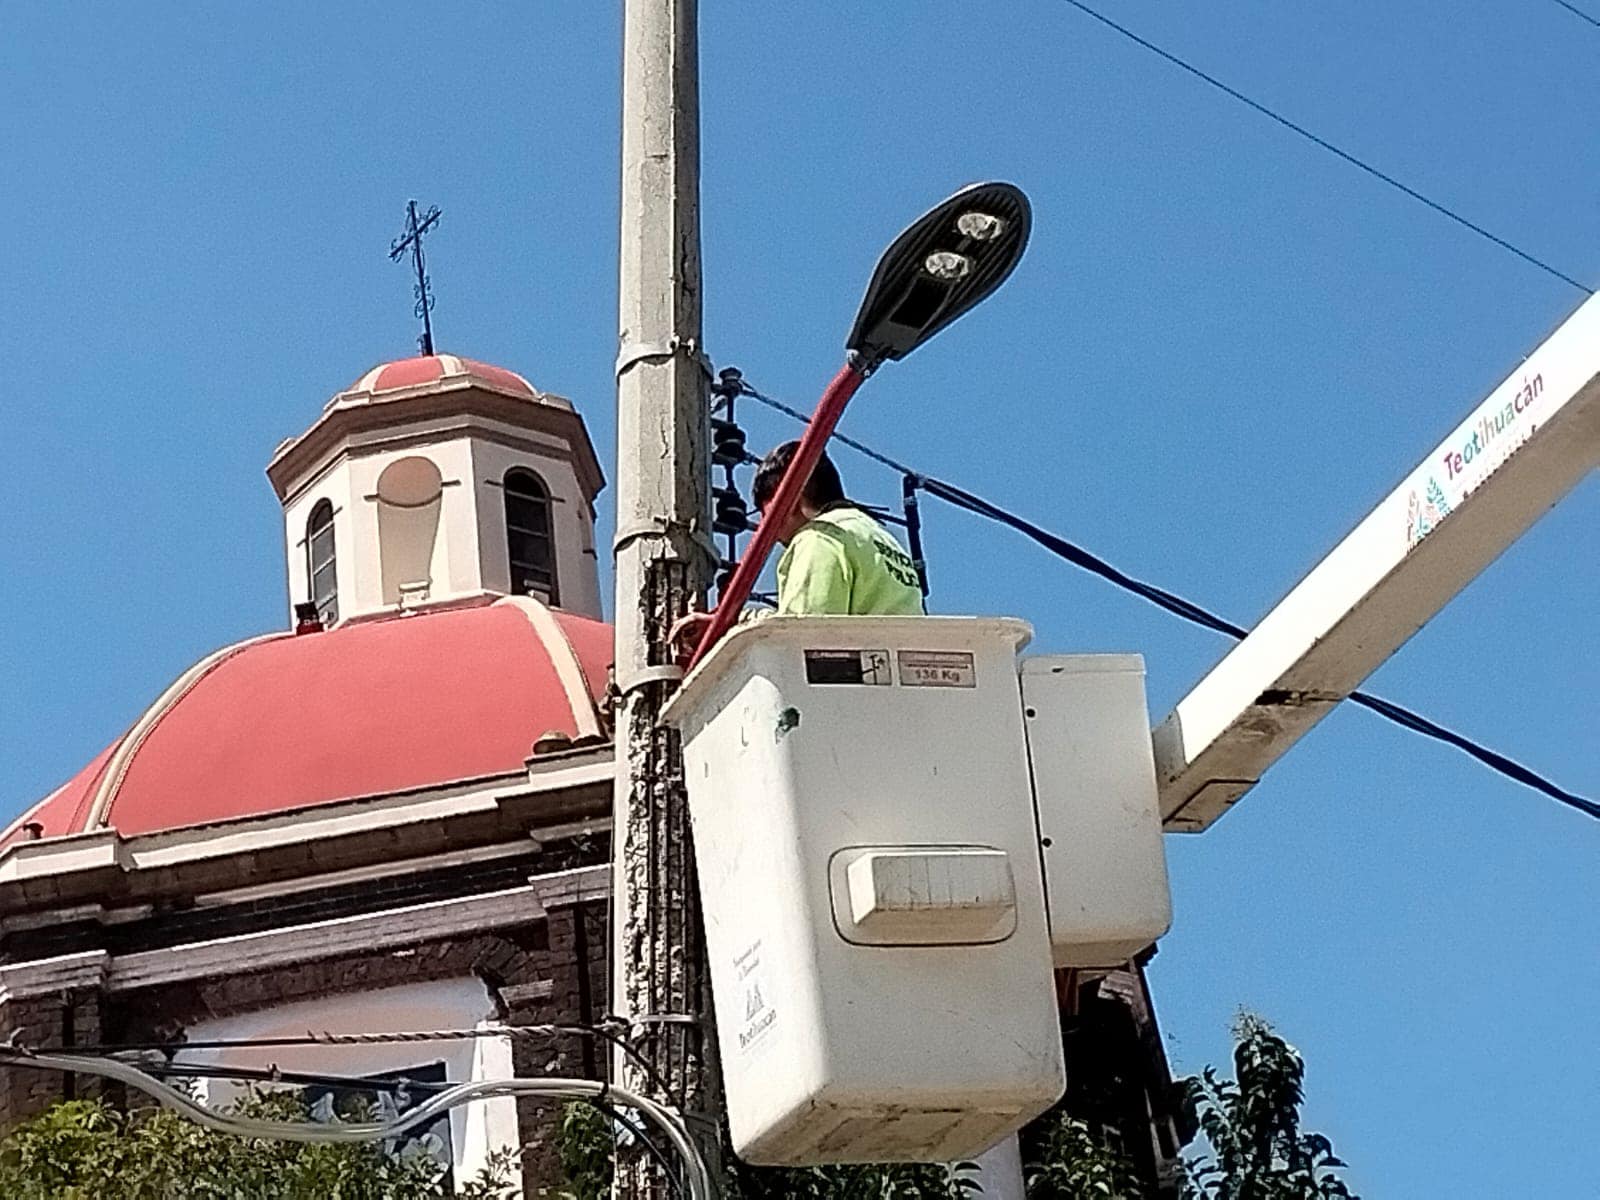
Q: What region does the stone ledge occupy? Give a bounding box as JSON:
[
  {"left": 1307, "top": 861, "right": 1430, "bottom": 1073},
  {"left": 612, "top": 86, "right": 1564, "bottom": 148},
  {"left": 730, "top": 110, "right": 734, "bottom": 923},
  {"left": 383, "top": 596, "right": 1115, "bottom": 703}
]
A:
[
  {"left": 0, "top": 950, "right": 109, "bottom": 1003},
  {"left": 528, "top": 864, "right": 608, "bottom": 909},
  {"left": 107, "top": 887, "right": 544, "bottom": 992}
]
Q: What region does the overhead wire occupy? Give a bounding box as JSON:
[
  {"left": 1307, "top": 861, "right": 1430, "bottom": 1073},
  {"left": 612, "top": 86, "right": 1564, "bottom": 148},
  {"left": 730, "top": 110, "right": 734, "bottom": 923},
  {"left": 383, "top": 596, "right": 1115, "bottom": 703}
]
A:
[
  {"left": 1551, "top": 0, "right": 1600, "bottom": 29},
  {"left": 736, "top": 381, "right": 1599, "bottom": 823},
  {"left": 74, "top": 1021, "right": 679, "bottom": 1117},
  {"left": 1058, "top": 0, "right": 1593, "bottom": 295},
  {"left": 587, "top": 1096, "right": 688, "bottom": 1200}
]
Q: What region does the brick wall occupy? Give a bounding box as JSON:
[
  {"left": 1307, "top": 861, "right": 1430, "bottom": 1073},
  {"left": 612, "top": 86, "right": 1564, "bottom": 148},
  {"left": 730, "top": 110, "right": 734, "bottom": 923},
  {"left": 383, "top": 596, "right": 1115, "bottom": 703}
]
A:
[
  {"left": 506, "top": 900, "right": 610, "bottom": 1195},
  {"left": 0, "top": 990, "right": 103, "bottom": 1127}
]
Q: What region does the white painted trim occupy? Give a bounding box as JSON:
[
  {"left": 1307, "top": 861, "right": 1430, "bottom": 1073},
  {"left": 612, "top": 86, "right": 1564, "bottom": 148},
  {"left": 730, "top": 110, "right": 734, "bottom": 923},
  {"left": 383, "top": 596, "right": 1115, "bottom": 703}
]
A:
[
  {"left": 128, "top": 782, "right": 508, "bottom": 869},
  {"left": 466, "top": 1019, "right": 524, "bottom": 1196},
  {"left": 494, "top": 596, "right": 605, "bottom": 741},
  {"left": 106, "top": 886, "right": 546, "bottom": 992},
  {"left": 85, "top": 632, "right": 290, "bottom": 830},
  {"left": 0, "top": 829, "right": 122, "bottom": 887},
  {"left": 128, "top": 761, "right": 612, "bottom": 870},
  {"left": 0, "top": 755, "right": 613, "bottom": 896}
]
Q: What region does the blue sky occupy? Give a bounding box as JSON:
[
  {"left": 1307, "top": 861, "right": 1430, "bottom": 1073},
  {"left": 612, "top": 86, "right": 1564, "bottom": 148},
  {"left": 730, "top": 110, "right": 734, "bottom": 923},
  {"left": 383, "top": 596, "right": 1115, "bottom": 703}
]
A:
[{"left": 3, "top": 2, "right": 1596, "bottom": 1193}]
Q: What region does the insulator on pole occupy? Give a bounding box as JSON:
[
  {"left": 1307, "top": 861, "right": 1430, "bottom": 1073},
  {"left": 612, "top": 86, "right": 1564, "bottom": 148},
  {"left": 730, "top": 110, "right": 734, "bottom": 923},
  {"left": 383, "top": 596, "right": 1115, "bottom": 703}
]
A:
[
  {"left": 712, "top": 418, "right": 748, "bottom": 467},
  {"left": 713, "top": 486, "right": 750, "bottom": 536}
]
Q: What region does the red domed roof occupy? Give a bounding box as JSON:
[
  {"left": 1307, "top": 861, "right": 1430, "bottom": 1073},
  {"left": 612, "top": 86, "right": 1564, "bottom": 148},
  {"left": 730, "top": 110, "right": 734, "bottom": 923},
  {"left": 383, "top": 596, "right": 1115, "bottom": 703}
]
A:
[
  {"left": 348, "top": 354, "right": 539, "bottom": 400},
  {"left": 3, "top": 599, "right": 611, "bottom": 847}
]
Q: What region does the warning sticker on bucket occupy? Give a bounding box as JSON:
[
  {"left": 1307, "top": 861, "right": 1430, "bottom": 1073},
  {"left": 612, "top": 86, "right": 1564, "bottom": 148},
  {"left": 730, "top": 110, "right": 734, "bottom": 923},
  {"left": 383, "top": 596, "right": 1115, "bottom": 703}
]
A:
[
  {"left": 804, "top": 649, "right": 892, "bottom": 686},
  {"left": 897, "top": 650, "right": 977, "bottom": 688},
  {"left": 732, "top": 940, "right": 778, "bottom": 1055}
]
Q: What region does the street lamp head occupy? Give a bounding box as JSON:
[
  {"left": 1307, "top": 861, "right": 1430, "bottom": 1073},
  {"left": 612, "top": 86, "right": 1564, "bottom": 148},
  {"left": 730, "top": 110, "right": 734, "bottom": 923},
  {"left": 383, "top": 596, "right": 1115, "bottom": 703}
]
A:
[{"left": 845, "top": 181, "right": 1031, "bottom": 373}]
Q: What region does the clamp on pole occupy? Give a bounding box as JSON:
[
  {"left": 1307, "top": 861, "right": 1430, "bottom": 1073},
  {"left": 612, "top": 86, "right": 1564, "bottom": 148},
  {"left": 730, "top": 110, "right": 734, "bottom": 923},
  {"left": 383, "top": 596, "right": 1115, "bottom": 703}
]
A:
[
  {"left": 615, "top": 335, "right": 714, "bottom": 381},
  {"left": 612, "top": 519, "right": 721, "bottom": 568},
  {"left": 615, "top": 664, "right": 686, "bottom": 697},
  {"left": 631, "top": 1013, "right": 701, "bottom": 1028}
]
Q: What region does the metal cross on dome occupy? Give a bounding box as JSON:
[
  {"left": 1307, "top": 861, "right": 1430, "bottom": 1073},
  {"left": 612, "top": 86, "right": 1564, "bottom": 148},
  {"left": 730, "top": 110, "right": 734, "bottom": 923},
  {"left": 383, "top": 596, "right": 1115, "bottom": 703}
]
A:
[{"left": 389, "top": 200, "right": 442, "bottom": 355}]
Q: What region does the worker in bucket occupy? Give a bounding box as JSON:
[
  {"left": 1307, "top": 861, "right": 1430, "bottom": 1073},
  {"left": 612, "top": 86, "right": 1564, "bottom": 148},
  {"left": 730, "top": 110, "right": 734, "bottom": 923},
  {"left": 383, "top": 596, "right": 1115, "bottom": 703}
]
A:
[{"left": 672, "top": 440, "right": 924, "bottom": 657}]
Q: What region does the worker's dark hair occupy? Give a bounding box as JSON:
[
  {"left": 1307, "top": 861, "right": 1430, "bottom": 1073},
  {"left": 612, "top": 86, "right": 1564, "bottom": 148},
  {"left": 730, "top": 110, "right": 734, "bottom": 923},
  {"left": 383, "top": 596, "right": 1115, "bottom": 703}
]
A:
[{"left": 752, "top": 441, "right": 846, "bottom": 512}]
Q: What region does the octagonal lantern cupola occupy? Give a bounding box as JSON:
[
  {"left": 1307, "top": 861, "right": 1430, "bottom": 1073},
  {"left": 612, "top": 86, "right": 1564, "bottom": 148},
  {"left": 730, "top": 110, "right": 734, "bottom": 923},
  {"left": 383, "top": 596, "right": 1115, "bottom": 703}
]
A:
[{"left": 267, "top": 354, "right": 606, "bottom": 625}]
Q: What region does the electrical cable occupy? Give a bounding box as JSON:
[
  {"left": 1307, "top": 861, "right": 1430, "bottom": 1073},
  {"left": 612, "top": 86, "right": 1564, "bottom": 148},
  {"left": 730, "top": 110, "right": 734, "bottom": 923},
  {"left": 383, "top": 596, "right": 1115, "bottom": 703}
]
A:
[
  {"left": 737, "top": 381, "right": 1598, "bottom": 822},
  {"left": 587, "top": 1096, "right": 687, "bottom": 1200},
  {"left": 75, "top": 1021, "right": 679, "bottom": 1114},
  {"left": 0, "top": 1046, "right": 715, "bottom": 1200},
  {"left": 1551, "top": 0, "right": 1600, "bottom": 29},
  {"left": 1059, "top": 0, "right": 1593, "bottom": 295},
  {"left": 78, "top": 1027, "right": 564, "bottom": 1053}
]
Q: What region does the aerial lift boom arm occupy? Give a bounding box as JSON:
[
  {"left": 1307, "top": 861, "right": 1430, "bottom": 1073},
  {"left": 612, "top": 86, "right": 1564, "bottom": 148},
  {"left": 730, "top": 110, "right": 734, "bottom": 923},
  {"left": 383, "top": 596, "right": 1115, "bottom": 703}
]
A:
[{"left": 1156, "top": 294, "right": 1600, "bottom": 831}]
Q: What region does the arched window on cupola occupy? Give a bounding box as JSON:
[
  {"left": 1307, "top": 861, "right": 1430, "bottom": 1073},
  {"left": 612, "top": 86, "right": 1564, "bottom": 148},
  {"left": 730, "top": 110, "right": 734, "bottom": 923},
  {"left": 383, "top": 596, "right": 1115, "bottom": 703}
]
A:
[
  {"left": 504, "top": 468, "right": 558, "bottom": 604},
  {"left": 305, "top": 499, "right": 338, "bottom": 626}
]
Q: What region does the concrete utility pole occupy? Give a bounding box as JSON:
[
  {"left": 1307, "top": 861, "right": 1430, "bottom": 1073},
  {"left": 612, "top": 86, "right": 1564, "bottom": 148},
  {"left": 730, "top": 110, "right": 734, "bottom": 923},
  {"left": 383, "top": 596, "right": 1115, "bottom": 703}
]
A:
[{"left": 612, "top": 0, "right": 720, "bottom": 1195}]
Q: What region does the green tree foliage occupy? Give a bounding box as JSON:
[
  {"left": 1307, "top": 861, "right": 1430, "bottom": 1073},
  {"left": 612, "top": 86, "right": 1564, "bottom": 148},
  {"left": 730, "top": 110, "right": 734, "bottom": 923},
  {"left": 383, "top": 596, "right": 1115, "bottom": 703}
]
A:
[
  {"left": 553, "top": 1012, "right": 1355, "bottom": 1200},
  {"left": 5, "top": 1010, "right": 1353, "bottom": 1199},
  {"left": 0, "top": 1092, "right": 518, "bottom": 1200},
  {"left": 555, "top": 1100, "right": 615, "bottom": 1200},
  {"left": 1181, "top": 1015, "right": 1357, "bottom": 1200},
  {"left": 553, "top": 1101, "right": 976, "bottom": 1200},
  {"left": 1022, "top": 1110, "right": 1142, "bottom": 1199},
  {"left": 732, "top": 1158, "right": 978, "bottom": 1200}
]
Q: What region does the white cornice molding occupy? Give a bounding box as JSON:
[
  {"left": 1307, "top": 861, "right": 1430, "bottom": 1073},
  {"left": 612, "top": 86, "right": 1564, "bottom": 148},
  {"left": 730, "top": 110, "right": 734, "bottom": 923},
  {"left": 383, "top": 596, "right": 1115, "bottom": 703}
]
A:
[
  {"left": 0, "top": 866, "right": 610, "bottom": 1000},
  {"left": 0, "top": 753, "right": 613, "bottom": 906},
  {"left": 269, "top": 388, "right": 604, "bottom": 505},
  {"left": 0, "top": 829, "right": 124, "bottom": 887},
  {"left": 105, "top": 865, "right": 609, "bottom": 992},
  {"left": 107, "top": 885, "right": 546, "bottom": 993},
  {"left": 0, "top": 950, "right": 109, "bottom": 1004}
]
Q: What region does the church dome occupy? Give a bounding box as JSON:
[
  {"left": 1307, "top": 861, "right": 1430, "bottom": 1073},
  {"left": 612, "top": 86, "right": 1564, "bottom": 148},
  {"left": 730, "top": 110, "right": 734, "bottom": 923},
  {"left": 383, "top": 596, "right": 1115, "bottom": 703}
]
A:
[
  {"left": 346, "top": 354, "right": 541, "bottom": 401},
  {"left": 3, "top": 598, "right": 611, "bottom": 847}
]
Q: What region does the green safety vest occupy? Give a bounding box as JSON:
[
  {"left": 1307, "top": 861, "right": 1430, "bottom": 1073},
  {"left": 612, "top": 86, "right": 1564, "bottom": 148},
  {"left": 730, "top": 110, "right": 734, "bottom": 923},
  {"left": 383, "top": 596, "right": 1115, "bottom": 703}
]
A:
[{"left": 775, "top": 506, "right": 926, "bottom": 616}]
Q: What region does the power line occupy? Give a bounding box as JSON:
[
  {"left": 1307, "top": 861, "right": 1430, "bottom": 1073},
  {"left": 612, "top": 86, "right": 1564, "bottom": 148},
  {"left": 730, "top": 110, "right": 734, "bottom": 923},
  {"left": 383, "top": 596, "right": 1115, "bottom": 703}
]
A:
[
  {"left": 75, "top": 1020, "right": 678, "bottom": 1111},
  {"left": 81, "top": 1026, "right": 572, "bottom": 1052},
  {"left": 1552, "top": 0, "right": 1600, "bottom": 29},
  {"left": 1059, "top": 0, "right": 1593, "bottom": 295},
  {"left": 589, "top": 1095, "right": 688, "bottom": 1200},
  {"left": 737, "top": 381, "right": 1599, "bottom": 823}
]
